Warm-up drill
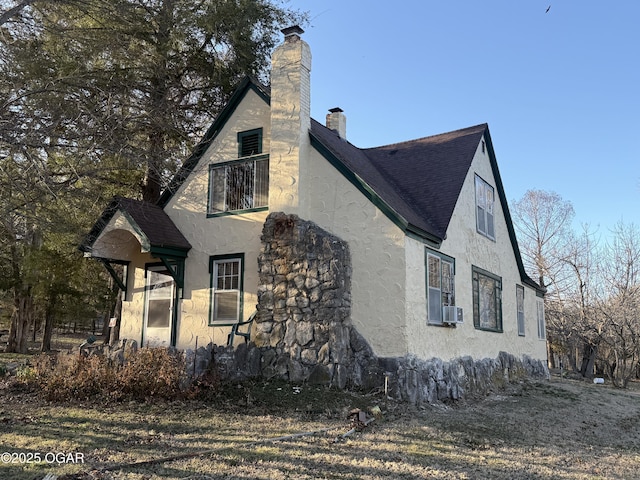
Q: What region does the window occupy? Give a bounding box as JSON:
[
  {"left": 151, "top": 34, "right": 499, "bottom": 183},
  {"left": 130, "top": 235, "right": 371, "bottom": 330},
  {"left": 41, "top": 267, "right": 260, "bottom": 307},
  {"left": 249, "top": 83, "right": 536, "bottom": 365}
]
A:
[
  {"left": 208, "top": 128, "right": 268, "bottom": 215},
  {"left": 516, "top": 285, "right": 525, "bottom": 336},
  {"left": 208, "top": 157, "right": 269, "bottom": 214},
  {"left": 238, "top": 128, "right": 262, "bottom": 157},
  {"left": 426, "top": 250, "right": 455, "bottom": 325},
  {"left": 475, "top": 174, "right": 495, "bottom": 240},
  {"left": 537, "top": 297, "right": 546, "bottom": 339},
  {"left": 472, "top": 266, "right": 502, "bottom": 332},
  {"left": 209, "top": 254, "right": 244, "bottom": 325}
]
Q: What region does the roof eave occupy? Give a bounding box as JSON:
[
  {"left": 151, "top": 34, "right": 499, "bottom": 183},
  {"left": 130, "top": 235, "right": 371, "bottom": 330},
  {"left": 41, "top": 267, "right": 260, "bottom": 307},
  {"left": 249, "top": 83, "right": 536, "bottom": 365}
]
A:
[
  {"left": 483, "top": 126, "right": 545, "bottom": 296},
  {"left": 310, "top": 131, "right": 444, "bottom": 244}
]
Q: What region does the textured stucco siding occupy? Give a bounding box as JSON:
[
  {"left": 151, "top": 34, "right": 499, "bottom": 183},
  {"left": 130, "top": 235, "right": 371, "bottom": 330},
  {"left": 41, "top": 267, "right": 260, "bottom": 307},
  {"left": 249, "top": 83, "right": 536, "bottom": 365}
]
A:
[
  {"left": 118, "top": 250, "right": 152, "bottom": 345},
  {"left": 405, "top": 137, "right": 547, "bottom": 362},
  {"left": 304, "top": 148, "right": 408, "bottom": 358},
  {"left": 159, "top": 89, "right": 270, "bottom": 350},
  {"left": 91, "top": 211, "right": 147, "bottom": 260},
  {"left": 269, "top": 36, "right": 312, "bottom": 216}
]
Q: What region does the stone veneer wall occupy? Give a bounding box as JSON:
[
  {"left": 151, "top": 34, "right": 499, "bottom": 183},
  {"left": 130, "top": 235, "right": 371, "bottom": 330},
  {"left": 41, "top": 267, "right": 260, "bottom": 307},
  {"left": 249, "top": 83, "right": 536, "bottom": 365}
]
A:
[{"left": 251, "top": 212, "right": 380, "bottom": 388}]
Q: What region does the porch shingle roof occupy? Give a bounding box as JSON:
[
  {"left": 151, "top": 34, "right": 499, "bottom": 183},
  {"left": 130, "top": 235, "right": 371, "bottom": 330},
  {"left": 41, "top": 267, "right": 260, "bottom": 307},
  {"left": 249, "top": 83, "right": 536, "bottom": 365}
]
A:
[{"left": 80, "top": 196, "right": 191, "bottom": 255}]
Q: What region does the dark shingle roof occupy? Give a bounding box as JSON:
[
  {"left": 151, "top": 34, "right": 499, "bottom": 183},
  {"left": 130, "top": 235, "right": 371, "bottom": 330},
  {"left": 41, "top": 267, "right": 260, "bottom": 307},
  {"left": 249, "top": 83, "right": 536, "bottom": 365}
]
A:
[
  {"left": 80, "top": 197, "right": 191, "bottom": 256},
  {"left": 310, "top": 120, "right": 487, "bottom": 241}
]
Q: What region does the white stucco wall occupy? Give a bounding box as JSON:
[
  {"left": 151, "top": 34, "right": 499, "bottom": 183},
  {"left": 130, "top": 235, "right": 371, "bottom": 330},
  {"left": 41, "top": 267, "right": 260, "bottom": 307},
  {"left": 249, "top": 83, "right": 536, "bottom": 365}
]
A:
[
  {"left": 405, "top": 136, "right": 547, "bottom": 362},
  {"left": 304, "top": 149, "right": 408, "bottom": 358},
  {"left": 159, "top": 88, "right": 270, "bottom": 350},
  {"left": 118, "top": 250, "right": 152, "bottom": 345}
]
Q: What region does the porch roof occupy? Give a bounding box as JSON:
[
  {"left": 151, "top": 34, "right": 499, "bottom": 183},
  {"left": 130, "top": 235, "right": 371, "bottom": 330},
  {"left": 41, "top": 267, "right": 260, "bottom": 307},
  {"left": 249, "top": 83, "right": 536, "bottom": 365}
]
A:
[{"left": 79, "top": 196, "right": 191, "bottom": 260}]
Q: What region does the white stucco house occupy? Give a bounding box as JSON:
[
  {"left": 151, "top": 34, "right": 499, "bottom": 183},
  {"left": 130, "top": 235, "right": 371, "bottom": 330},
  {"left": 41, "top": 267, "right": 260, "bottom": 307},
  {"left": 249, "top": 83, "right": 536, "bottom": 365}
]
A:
[{"left": 81, "top": 27, "right": 547, "bottom": 396}]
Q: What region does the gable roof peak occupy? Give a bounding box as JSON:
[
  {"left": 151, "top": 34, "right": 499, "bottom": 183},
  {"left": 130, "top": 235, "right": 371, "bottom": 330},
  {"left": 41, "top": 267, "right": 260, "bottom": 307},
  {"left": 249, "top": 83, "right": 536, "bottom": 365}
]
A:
[{"left": 365, "top": 123, "right": 488, "bottom": 151}]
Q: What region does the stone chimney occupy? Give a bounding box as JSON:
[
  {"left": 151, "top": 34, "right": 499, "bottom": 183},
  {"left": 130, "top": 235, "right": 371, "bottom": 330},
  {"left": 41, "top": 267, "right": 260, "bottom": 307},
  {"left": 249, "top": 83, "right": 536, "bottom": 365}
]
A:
[
  {"left": 326, "top": 107, "right": 346, "bottom": 139},
  {"left": 269, "top": 26, "right": 312, "bottom": 216}
]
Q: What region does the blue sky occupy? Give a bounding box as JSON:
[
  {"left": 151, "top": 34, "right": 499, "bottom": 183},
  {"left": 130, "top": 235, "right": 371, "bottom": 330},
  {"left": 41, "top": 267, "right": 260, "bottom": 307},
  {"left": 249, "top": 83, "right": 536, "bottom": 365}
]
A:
[{"left": 287, "top": 0, "right": 640, "bottom": 238}]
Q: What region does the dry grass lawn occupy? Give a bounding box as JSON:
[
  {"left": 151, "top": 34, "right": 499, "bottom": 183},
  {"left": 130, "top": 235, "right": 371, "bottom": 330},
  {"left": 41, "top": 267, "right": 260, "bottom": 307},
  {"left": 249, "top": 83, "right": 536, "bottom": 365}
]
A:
[{"left": 1, "top": 371, "right": 640, "bottom": 480}]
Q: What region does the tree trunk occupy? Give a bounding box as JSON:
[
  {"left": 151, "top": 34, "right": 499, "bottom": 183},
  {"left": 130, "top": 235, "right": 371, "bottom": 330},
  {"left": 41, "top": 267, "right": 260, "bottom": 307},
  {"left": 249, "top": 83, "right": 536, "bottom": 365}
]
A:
[
  {"left": 40, "top": 294, "right": 57, "bottom": 352},
  {"left": 547, "top": 335, "right": 556, "bottom": 369},
  {"left": 580, "top": 343, "right": 597, "bottom": 378},
  {"left": 7, "top": 291, "right": 33, "bottom": 353}
]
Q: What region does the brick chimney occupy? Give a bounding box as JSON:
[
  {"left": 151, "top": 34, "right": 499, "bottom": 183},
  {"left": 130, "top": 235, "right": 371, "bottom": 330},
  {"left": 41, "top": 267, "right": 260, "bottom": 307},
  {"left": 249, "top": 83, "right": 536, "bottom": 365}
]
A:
[
  {"left": 326, "top": 107, "right": 346, "bottom": 139},
  {"left": 269, "top": 26, "right": 312, "bottom": 215}
]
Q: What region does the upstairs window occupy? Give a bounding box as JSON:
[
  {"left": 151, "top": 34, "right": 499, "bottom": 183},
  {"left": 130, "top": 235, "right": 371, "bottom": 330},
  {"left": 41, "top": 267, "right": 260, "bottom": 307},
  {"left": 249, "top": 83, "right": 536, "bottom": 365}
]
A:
[
  {"left": 208, "top": 128, "right": 268, "bottom": 215},
  {"left": 475, "top": 174, "right": 495, "bottom": 240},
  {"left": 426, "top": 251, "right": 455, "bottom": 325},
  {"left": 472, "top": 266, "right": 502, "bottom": 332},
  {"left": 208, "top": 158, "right": 268, "bottom": 214}
]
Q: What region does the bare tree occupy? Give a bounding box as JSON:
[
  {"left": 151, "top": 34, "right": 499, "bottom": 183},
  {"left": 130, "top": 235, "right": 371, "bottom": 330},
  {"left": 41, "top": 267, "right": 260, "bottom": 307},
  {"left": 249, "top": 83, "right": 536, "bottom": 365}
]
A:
[
  {"left": 512, "top": 189, "right": 575, "bottom": 288},
  {"left": 596, "top": 222, "right": 640, "bottom": 387},
  {"left": 512, "top": 189, "right": 575, "bottom": 367}
]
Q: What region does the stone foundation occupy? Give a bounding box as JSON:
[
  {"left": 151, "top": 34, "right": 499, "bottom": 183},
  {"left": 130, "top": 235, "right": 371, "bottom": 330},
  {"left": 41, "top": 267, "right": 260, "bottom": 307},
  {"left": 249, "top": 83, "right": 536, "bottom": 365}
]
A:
[{"left": 207, "top": 345, "right": 548, "bottom": 405}]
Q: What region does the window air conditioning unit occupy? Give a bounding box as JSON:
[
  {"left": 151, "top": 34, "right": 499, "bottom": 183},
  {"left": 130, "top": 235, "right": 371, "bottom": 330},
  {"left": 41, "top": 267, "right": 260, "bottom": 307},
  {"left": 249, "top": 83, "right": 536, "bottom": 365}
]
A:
[{"left": 443, "top": 306, "right": 464, "bottom": 325}]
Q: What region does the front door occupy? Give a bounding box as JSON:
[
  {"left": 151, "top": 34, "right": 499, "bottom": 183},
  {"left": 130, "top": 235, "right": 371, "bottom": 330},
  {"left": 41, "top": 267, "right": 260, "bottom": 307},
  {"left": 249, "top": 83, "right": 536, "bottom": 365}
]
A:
[{"left": 143, "top": 265, "right": 175, "bottom": 347}]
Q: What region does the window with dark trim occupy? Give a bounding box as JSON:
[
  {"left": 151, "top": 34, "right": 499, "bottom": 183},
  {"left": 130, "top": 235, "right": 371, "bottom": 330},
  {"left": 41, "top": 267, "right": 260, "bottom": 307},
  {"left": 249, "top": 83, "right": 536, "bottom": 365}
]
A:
[
  {"left": 238, "top": 128, "right": 263, "bottom": 157},
  {"left": 472, "top": 266, "right": 502, "bottom": 332},
  {"left": 516, "top": 285, "right": 525, "bottom": 336},
  {"left": 475, "top": 174, "right": 495, "bottom": 240},
  {"left": 537, "top": 297, "right": 546, "bottom": 340},
  {"left": 208, "top": 128, "right": 268, "bottom": 216},
  {"left": 426, "top": 250, "right": 455, "bottom": 325},
  {"left": 209, "top": 254, "right": 244, "bottom": 325},
  {"left": 208, "top": 157, "right": 268, "bottom": 214}
]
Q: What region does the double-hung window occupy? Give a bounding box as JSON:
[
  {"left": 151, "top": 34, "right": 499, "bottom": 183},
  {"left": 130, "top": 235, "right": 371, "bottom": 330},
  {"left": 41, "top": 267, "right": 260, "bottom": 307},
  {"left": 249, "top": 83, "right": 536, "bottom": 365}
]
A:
[
  {"left": 537, "top": 297, "right": 546, "bottom": 339},
  {"left": 209, "top": 254, "right": 244, "bottom": 325},
  {"left": 475, "top": 174, "right": 495, "bottom": 240},
  {"left": 516, "top": 285, "right": 525, "bottom": 336},
  {"left": 208, "top": 128, "right": 268, "bottom": 215},
  {"left": 426, "top": 250, "right": 455, "bottom": 325},
  {"left": 472, "top": 266, "right": 502, "bottom": 332}
]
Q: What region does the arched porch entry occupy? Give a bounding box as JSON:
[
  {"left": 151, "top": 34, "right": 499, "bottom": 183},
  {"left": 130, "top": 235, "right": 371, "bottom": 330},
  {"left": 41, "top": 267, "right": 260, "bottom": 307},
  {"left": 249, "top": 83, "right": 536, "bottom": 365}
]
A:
[{"left": 80, "top": 197, "right": 191, "bottom": 347}]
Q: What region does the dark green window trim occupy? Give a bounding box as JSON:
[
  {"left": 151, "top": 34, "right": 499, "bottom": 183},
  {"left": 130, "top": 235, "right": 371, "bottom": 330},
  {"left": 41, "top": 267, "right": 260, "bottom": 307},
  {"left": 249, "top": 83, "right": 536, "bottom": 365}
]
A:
[
  {"left": 238, "top": 128, "right": 263, "bottom": 157},
  {"left": 537, "top": 298, "right": 546, "bottom": 340},
  {"left": 142, "top": 261, "right": 179, "bottom": 348},
  {"left": 209, "top": 253, "right": 245, "bottom": 326},
  {"left": 516, "top": 284, "right": 525, "bottom": 337},
  {"left": 425, "top": 248, "right": 456, "bottom": 326},
  {"left": 472, "top": 265, "right": 503, "bottom": 333},
  {"left": 207, "top": 155, "right": 269, "bottom": 216},
  {"left": 475, "top": 174, "right": 496, "bottom": 241}
]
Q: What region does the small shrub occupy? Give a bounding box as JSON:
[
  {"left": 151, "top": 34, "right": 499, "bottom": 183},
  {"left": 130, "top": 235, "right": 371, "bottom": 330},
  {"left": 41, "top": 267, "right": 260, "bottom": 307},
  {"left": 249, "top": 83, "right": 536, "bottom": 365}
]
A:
[
  {"left": 117, "top": 348, "right": 185, "bottom": 400},
  {"left": 25, "top": 348, "right": 191, "bottom": 402},
  {"left": 15, "top": 365, "right": 37, "bottom": 382}
]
